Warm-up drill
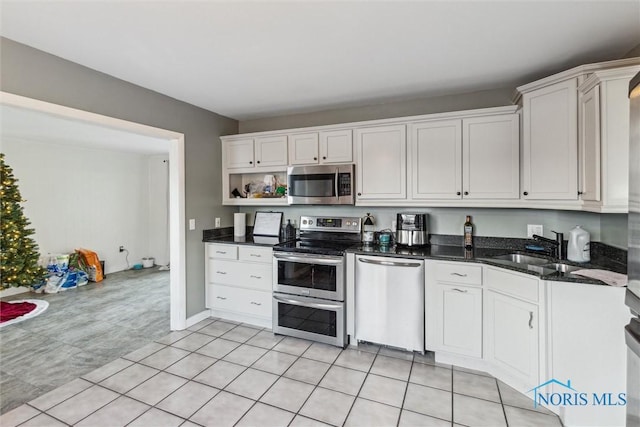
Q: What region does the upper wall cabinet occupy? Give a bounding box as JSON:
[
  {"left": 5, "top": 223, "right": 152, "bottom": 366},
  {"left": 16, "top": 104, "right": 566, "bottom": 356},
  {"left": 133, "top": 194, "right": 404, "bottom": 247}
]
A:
[
  {"left": 355, "top": 125, "right": 407, "bottom": 200},
  {"left": 289, "top": 129, "right": 353, "bottom": 165},
  {"left": 410, "top": 113, "right": 519, "bottom": 201},
  {"left": 578, "top": 65, "right": 640, "bottom": 213},
  {"left": 225, "top": 135, "right": 288, "bottom": 169},
  {"left": 521, "top": 79, "right": 578, "bottom": 200}
]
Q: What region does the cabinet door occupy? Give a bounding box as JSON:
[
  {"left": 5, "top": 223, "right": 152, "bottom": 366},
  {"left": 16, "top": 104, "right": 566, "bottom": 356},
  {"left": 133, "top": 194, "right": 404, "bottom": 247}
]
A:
[
  {"left": 522, "top": 79, "right": 578, "bottom": 200},
  {"left": 578, "top": 85, "right": 601, "bottom": 202},
  {"left": 484, "top": 290, "right": 539, "bottom": 387},
  {"left": 320, "top": 129, "right": 353, "bottom": 164},
  {"left": 225, "top": 139, "right": 255, "bottom": 169},
  {"left": 255, "top": 135, "right": 288, "bottom": 167},
  {"left": 463, "top": 114, "right": 520, "bottom": 199},
  {"left": 289, "top": 132, "right": 319, "bottom": 165},
  {"left": 434, "top": 283, "right": 482, "bottom": 358},
  {"left": 355, "top": 125, "right": 407, "bottom": 200},
  {"left": 411, "top": 120, "right": 462, "bottom": 200}
]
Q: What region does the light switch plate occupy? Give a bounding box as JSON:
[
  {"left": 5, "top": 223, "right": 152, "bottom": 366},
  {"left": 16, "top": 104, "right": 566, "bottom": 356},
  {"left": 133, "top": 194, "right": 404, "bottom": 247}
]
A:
[
  {"left": 527, "top": 224, "right": 543, "bottom": 238},
  {"left": 189, "top": 219, "right": 196, "bottom": 230},
  {"left": 215, "top": 217, "right": 221, "bottom": 228}
]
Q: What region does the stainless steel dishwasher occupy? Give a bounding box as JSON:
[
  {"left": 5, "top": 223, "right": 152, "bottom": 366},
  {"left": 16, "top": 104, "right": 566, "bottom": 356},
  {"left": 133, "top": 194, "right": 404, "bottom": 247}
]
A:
[{"left": 355, "top": 255, "right": 425, "bottom": 352}]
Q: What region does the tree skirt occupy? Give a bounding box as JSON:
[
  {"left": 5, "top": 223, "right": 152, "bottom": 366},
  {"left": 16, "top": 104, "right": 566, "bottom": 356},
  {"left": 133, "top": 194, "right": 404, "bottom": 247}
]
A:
[{"left": 0, "top": 300, "right": 49, "bottom": 327}]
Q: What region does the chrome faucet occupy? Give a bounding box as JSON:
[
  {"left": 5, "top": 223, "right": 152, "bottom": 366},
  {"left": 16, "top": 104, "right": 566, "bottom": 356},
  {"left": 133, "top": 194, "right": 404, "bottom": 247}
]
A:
[{"left": 532, "top": 231, "right": 565, "bottom": 260}]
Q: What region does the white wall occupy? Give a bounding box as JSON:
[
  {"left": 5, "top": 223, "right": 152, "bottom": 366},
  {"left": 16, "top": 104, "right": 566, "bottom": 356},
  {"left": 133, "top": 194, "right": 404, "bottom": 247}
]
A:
[
  {"left": 147, "top": 155, "right": 170, "bottom": 266},
  {"left": 3, "top": 138, "right": 159, "bottom": 273}
]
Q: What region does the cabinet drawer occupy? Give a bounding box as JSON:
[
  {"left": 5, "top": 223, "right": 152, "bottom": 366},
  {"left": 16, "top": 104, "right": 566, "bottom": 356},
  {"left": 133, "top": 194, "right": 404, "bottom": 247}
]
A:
[
  {"left": 435, "top": 262, "right": 482, "bottom": 285},
  {"left": 239, "top": 246, "right": 272, "bottom": 264},
  {"left": 238, "top": 263, "right": 272, "bottom": 292},
  {"left": 208, "top": 284, "right": 271, "bottom": 318},
  {"left": 208, "top": 259, "right": 241, "bottom": 285},
  {"left": 485, "top": 266, "right": 539, "bottom": 303},
  {"left": 208, "top": 244, "right": 238, "bottom": 260}
]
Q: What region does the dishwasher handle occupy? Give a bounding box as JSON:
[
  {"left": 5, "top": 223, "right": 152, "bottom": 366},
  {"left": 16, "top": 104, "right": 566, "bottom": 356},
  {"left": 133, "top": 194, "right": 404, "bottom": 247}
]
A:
[{"left": 358, "top": 257, "right": 422, "bottom": 268}]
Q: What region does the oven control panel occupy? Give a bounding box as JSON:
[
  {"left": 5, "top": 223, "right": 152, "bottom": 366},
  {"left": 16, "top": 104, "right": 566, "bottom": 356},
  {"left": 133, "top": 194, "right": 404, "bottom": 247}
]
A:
[{"left": 300, "top": 216, "right": 361, "bottom": 233}]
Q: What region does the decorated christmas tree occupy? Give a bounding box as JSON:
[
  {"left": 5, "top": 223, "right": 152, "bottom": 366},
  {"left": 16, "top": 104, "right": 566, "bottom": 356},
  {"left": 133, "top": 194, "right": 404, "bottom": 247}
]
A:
[{"left": 0, "top": 153, "right": 47, "bottom": 289}]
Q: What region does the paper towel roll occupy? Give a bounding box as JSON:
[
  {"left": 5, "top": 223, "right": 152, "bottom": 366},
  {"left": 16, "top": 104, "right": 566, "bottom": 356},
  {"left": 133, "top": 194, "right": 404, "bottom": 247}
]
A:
[{"left": 234, "top": 213, "right": 246, "bottom": 237}]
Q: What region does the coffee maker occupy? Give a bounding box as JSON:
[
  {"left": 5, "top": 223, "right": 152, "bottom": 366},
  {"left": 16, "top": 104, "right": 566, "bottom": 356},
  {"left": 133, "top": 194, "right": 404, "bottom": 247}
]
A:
[{"left": 396, "top": 213, "right": 429, "bottom": 247}]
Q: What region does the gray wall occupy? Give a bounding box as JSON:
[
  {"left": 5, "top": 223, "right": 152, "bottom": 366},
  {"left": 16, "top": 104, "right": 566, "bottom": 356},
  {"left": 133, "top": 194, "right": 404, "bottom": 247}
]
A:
[
  {"left": 239, "top": 87, "right": 514, "bottom": 133},
  {"left": 0, "top": 37, "right": 239, "bottom": 317},
  {"left": 600, "top": 214, "right": 628, "bottom": 249}
]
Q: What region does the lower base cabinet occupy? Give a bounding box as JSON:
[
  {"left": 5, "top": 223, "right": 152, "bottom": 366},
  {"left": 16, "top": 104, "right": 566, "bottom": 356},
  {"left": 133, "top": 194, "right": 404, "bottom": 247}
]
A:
[
  {"left": 433, "top": 283, "right": 482, "bottom": 358},
  {"left": 484, "top": 289, "right": 539, "bottom": 389}
]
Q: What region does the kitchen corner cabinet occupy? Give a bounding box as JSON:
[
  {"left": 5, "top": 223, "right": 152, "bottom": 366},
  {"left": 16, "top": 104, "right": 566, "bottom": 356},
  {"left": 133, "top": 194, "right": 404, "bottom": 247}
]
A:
[
  {"left": 411, "top": 114, "right": 519, "bottom": 201},
  {"left": 521, "top": 78, "right": 578, "bottom": 200},
  {"left": 224, "top": 135, "right": 288, "bottom": 169},
  {"left": 426, "top": 261, "right": 483, "bottom": 358},
  {"left": 205, "top": 243, "right": 272, "bottom": 328},
  {"left": 355, "top": 124, "right": 407, "bottom": 200},
  {"left": 483, "top": 267, "right": 541, "bottom": 389},
  {"left": 578, "top": 65, "right": 640, "bottom": 212},
  {"left": 289, "top": 129, "right": 353, "bottom": 165}
]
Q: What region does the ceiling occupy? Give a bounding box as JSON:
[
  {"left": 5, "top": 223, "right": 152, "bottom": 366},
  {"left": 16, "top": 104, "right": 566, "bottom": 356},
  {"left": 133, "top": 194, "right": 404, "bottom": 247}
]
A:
[
  {"left": 1, "top": 1, "right": 639, "bottom": 121},
  {"left": 0, "top": 105, "right": 171, "bottom": 154}
]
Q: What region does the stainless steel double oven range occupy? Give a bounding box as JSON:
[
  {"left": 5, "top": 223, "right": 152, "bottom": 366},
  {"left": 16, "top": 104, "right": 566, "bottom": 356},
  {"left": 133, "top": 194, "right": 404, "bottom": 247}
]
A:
[{"left": 272, "top": 216, "right": 361, "bottom": 348}]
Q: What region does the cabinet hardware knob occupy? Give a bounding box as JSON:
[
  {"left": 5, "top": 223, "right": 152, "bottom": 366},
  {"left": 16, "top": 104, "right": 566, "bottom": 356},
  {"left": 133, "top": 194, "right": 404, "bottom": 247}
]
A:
[
  {"left": 357, "top": 192, "right": 362, "bottom": 196},
  {"left": 452, "top": 288, "right": 468, "bottom": 293},
  {"left": 249, "top": 161, "right": 253, "bottom": 164},
  {"left": 323, "top": 156, "right": 327, "bottom": 160},
  {"left": 456, "top": 192, "right": 461, "bottom": 196},
  {"left": 216, "top": 296, "right": 227, "bottom": 300},
  {"left": 257, "top": 160, "right": 261, "bottom": 164},
  {"left": 216, "top": 271, "right": 227, "bottom": 275},
  {"left": 314, "top": 157, "right": 317, "bottom": 160},
  {"left": 523, "top": 191, "right": 529, "bottom": 196},
  {"left": 529, "top": 311, "right": 534, "bottom": 329},
  {"left": 577, "top": 191, "right": 583, "bottom": 195},
  {"left": 463, "top": 191, "right": 469, "bottom": 196},
  {"left": 451, "top": 273, "right": 467, "bottom": 277},
  {"left": 250, "top": 301, "right": 262, "bottom": 306}
]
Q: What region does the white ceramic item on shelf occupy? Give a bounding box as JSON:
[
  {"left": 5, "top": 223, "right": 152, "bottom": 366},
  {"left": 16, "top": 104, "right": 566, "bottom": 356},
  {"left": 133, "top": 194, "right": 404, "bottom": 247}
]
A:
[{"left": 567, "top": 225, "right": 591, "bottom": 262}]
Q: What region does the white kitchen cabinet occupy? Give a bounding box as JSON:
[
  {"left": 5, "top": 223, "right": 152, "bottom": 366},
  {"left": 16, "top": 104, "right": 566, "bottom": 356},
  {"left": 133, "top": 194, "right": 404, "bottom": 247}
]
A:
[
  {"left": 463, "top": 114, "right": 520, "bottom": 199},
  {"left": 289, "top": 129, "right": 353, "bottom": 165},
  {"left": 320, "top": 129, "right": 353, "bottom": 164},
  {"left": 484, "top": 266, "right": 541, "bottom": 389},
  {"left": 427, "top": 261, "right": 483, "bottom": 358},
  {"left": 205, "top": 242, "right": 273, "bottom": 328},
  {"left": 411, "top": 120, "right": 462, "bottom": 200},
  {"left": 521, "top": 78, "right": 578, "bottom": 200},
  {"left": 411, "top": 114, "right": 519, "bottom": 201},
  {"left": 289, "top": 132, "right": 319, "bottom": 165},
  {"left": 578, "top": 65, "right": 640, "bottom": 212},
  {"left": 224, "top": 136, "right": 287, "bottom": 169},
  {"left": 355, "top": 124, "right": 407, "bottom": 200}
]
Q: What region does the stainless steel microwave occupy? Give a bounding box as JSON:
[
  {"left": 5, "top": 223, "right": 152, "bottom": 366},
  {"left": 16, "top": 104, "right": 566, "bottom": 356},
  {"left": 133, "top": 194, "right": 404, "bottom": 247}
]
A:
[{"left": 287, "top": 164, "right": 355, "bottom": 205}]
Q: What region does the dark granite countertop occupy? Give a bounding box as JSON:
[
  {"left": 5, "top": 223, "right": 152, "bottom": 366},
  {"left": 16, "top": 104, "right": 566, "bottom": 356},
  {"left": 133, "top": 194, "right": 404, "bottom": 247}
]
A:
[{"left": 203, "top": 228, "right": 627, "bottom": 287}]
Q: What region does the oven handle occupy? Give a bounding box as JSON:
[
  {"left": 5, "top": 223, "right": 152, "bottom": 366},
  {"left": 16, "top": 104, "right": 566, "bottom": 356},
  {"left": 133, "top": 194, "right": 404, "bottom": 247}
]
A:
[
  {"left": 273, "top": 294, "right": 343, "bottom": 310},
  {"left": 273, "top": 253, "right": 344, "bottom": 265},
  {"left": 358, "top": 257, "right": 422, "bottom": 268}
]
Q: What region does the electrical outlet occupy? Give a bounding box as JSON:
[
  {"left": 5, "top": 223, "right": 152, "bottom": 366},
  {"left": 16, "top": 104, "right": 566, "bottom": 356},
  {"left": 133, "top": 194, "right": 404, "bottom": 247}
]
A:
[
  {"left": 215, "top": 217, "right": 221, "bottom": 228},
  {"left": 119, "top": 246, "right": 125, "bottom": 252},
  {"left": 189, "top": 219, "right": 196, "bottom": 230},
  {"left": 527, "top": 224, "right": 543, "bottom": 238}
]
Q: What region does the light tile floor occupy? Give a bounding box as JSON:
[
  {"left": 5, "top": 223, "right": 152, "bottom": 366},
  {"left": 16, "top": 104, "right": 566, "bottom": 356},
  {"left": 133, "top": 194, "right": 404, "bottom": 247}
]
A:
[
  {"left": 1, "top": 318, "right": 563, "bottom": 427},
  {"left": 0, "top": 268, "right": 170, "bottom": 413}
]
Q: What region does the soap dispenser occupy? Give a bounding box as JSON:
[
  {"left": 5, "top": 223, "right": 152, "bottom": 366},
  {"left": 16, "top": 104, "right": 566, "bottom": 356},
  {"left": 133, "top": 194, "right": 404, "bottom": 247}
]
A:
[{"left": 567, "top": 225, "right": 590, "bottom": 262}]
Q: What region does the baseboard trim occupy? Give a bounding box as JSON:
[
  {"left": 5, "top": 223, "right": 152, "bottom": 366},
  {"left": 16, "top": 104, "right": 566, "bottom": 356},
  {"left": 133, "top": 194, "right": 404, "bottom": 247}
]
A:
[{"left": 185, "top": 310, "right": 212, "bottom": 329}]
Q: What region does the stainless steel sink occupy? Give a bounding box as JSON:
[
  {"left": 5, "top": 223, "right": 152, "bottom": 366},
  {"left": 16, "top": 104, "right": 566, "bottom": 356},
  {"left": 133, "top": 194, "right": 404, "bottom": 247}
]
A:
[
  {"left": 491, "top": 254, "right": 549, "bottom": 265},
  {"left": 541, "top": 263, "right": 584, "bottom": 273}
]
